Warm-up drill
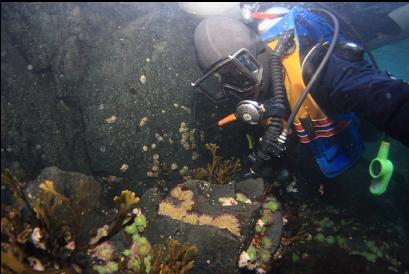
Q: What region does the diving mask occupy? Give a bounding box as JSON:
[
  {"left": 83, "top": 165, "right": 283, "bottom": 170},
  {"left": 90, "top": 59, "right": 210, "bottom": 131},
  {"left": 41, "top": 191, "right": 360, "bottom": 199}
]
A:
[{"left": 191, "top": 48, "right": 263, "bottom": 103}]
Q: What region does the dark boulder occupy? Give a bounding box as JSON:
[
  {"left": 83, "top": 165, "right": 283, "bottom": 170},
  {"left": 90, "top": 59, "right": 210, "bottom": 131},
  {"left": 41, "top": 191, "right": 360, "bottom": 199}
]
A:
[{"left": 140, "top": 179, "right": 283, "bottom": 274}]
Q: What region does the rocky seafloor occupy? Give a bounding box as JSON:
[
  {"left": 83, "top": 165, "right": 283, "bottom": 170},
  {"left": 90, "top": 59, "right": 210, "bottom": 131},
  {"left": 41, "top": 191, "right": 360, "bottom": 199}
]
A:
[{"left": 2, "top": 2, "right": 409, "bottom": 274}]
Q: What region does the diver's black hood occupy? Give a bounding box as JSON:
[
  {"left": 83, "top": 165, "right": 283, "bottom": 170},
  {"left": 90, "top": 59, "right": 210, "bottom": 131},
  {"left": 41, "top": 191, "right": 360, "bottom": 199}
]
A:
[{"left": 193, "top": 16, "right": 272, "bottom": 100}]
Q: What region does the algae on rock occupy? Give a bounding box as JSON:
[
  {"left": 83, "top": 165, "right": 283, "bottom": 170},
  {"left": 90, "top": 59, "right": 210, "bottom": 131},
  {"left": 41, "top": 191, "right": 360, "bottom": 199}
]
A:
[{"left": 188, "top": 143, "right": 241, "bottom": 185}]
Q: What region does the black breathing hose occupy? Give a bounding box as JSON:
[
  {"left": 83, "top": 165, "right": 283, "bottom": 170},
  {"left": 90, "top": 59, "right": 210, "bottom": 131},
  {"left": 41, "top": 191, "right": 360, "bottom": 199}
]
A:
[{"left": 254, "top": 31, "right": 294, "bottom": 165}]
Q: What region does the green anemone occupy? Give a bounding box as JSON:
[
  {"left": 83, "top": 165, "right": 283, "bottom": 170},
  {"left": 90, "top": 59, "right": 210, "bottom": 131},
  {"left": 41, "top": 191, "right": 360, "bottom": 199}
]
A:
[
  {"left": 136, "top": 236, "right": 149, "bottom": 245},
  {"left": 247, "top": 245, "right": 257, "bottom": 260},
  {"left": 236, "top": 193, "right": 250, "bottom": 203},
  {"left": 258, "top": 249, "right": 271, "bottom": 263},
  {"left": 93, "top": 265, "right": 107, "bottom": 274},
  {"left": 126, "top": 223, "right": 138, "bottom": 234},
  {"left": 255, "top": 225, "right": 265, "bottom": 233},
  {"left": 325, "top": 235, "right": 336, "bottom": 245},
  {"left": 106, "top": 261, "right": 118, "bottom": 272},
  {"left": 122, "top": 249, "right": 132, "bottom": 257},
  {"left": 132, "top": 233, "right": 142, "bottom": 242},
  {"left": 144, "top": 256, "right": 152, "bottom": 274},
  {"left": 262, "top": 238, "right": 273, "bottom": 249},
  {"left": 137, "top": 242, "right": 152, "bottom": 256},
  {"left": 135, "top": 214, "right": 147, "bottom": 227},
  {"left": 314, "top": 233, "right": 325, "bottom": 242},
  {"left": 132, "top": 258, "right": 142, "bottom": 270},
  {"left": 263, "top": 200, "right": 279, "bottom": 212}
]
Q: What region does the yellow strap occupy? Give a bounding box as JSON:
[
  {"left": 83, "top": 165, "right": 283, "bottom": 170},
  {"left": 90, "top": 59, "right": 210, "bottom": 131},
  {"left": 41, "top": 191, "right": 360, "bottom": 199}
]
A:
[{"left": 267, "top": 38, "right": 327, "bottom": 123}]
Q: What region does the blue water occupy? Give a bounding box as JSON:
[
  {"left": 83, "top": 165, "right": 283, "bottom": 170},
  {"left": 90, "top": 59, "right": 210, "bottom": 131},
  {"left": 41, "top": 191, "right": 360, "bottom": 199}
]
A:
[{"left": 372, "top": 38, "right": 409, "bottom": 81}]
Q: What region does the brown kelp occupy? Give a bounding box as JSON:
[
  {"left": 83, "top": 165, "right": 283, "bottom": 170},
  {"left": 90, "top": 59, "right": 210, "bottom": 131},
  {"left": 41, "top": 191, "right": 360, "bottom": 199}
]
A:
[
  {"left": 150, "top": 239, "right": 198, "bottom": 274},
  {"left": 188, "top": 143, "right": 241, "bottom": 185}
]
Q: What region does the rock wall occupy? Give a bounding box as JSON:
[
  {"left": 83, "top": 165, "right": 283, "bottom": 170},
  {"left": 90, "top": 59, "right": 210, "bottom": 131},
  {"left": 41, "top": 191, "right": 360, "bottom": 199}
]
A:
[{"left": 1, "top": 3, "right": 205, "bottom": 185}]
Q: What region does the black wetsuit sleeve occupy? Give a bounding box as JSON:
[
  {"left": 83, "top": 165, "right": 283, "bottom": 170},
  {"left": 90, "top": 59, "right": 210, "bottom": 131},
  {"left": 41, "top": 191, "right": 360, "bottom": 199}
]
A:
[{"left": 312, "top": 54, "right": 409, "bottom": 147}]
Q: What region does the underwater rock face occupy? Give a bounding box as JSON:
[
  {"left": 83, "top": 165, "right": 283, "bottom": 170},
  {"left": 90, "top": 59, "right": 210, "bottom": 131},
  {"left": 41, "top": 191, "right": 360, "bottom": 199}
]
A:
[
  {"left": 25, "top": 166, "right": 105, "bottom": 246},
  {"left": 1, "top": 3, "right": 203, "bottom": 179},
  {"left": 27, "top": 166, "right": 101, "bottom": 207},
  {"left": 140, "top": 179, "right": 283, "bottom": 274}
]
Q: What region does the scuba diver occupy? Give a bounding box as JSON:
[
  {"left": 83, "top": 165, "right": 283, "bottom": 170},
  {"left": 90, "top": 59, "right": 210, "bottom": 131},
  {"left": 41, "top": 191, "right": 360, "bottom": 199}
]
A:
[{"left": 190, "top": 6, "right": 409, "bottom": 187}]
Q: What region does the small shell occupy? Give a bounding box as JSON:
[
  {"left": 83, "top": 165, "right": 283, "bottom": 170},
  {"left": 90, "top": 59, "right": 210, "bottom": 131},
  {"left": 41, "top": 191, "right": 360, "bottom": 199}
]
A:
[
  {"left": 139, "top": 117, "right": 149, "bottom": 127},
  {"left": 142, "top": 145, "right": 148, "bottom": 152},
  {"left": 151, "top": 143, "right": 157, "bottom": 150},
  {"left": 147, "top": 171, "right": 154, "bottom": 177},
  {"left": 132, "top": 208, "right": 141, "bottom": 216},
  {"left": 152, "top": 154, "right": 159, "bottom": 160},
  {"left": 179, "top": 166, "right": 189, "bottom": 175},
  {"left": 30, "top": 227, "right": 42, "bottom": 245},
  {"left": 120, "top": 164, "right": 129, "bottom": 173},
  {"left": 256, "top": 219, "right": 265, "bottom": 227},
  {"left": 105, "top": 115, "right": 117, "bottom": 124},
  {"left": 192, "top": 151, "right": 199, "bottom": 160},
  {"left": 152, "top": 165, "right": 160, "bottom": 172},
  {"left": 219, "top": 197, "right": 238, "bottom": 206},
  {"left": 140, "top": 75, "right": 147, "bottom": 84},
  {"left": 189, "top": 133, "right": 195, "bottom": 143},
  {"left": 171, "top": 163, "right": 178, "bottom": 170},
  {"left": 181, "top": 106, "right": 191, "bottom": 114}
]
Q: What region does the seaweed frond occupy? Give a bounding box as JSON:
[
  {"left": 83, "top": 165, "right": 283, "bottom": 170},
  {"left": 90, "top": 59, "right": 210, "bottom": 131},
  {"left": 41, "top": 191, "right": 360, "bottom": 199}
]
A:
[
  {"left": 151, "top": 239, "right": 198, "bottom": 274},
  {"left": 189, "top": 143, "right": 241, "bottom": 185},
  {"left": 114, "top": 190, "right": 140, "bottom": 213},
  {"left": 90, "top": 190, "right": 140, "bottom": 249},
  {"left": 30, "top": 180, "right": 69, "bottom": 230},
  {"left": 1, "top": 243, "right": 71, "bottom": 274},
  {"left": 1, "top": 170, "right": 142, "bottom": 273}
]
